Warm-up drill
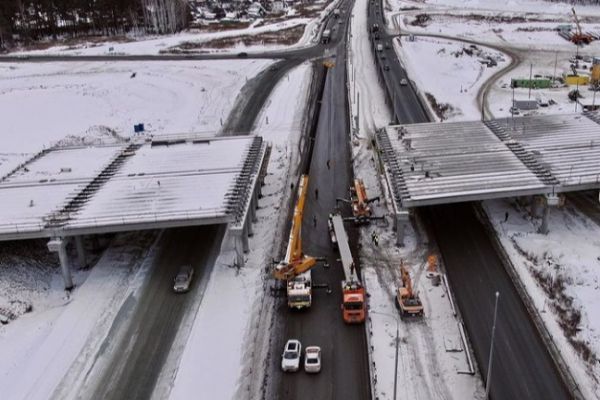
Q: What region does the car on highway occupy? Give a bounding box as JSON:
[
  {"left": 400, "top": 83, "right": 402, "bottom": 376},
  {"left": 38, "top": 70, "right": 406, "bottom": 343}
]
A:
[
  {"left": 384, "top": 65, "right": 390, "bottom": 71},
  {"left": 173, "top": 265, "right": 194, "bottom": 293},
  {"left": 281, "top": 339, "right": 302, "bottom": 372},
  {"left": 400, "top": 78, "right": 408, "bottom": 86},
  {"left": 304, "top": 346, "right": 321, "bottom": 373},
  {"left": 237, "top": 52, "right": 248, "bottom": 58}
]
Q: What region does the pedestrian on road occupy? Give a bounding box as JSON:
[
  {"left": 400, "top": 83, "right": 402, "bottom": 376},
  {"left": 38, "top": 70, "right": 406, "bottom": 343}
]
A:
[
  {"left": 313, "top": 215, "right": 317, "bottom": 228},
  {"left": 315, "top": 188, "right": 319, "bottom": 200},
  {"left": 504, "top": 211, "right": 509, "bottom": 223},
  {"left": 291, "top": 182, "right": 295, "bottom": 192},
  {"left": 371, "top": 231, "right": 379, "bottom": 246},
  {"left": 326, "top": 159, "right": 331, "bottom": 169}
]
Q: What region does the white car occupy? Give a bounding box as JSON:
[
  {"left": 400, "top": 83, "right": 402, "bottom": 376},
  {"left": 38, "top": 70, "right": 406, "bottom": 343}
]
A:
[
  {"left": 281, "top": 339, "right": 302, "bottom": 372},
  {"left": 400, "top": 78, "right": 408, "bottom": 86},
  {"left": 304, "top": 346, "right": 321, "bottom": 373},
  {"left": 173, "top": 265, "right": 194, "bottom": 293}
]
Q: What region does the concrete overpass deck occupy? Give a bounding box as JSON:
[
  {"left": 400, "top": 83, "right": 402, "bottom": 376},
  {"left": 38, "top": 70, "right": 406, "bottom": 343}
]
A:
[
  {"left": 377, "top": 112, "right": 600, "bottom": 209},
  {"left": 0, "top": 134, "right": 268, "bottom": 288}
]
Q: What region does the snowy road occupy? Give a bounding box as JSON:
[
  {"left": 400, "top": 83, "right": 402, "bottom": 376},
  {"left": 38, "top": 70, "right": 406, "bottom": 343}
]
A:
[{"left": 75, "top": 225, "right": 225, "bottom": 399}]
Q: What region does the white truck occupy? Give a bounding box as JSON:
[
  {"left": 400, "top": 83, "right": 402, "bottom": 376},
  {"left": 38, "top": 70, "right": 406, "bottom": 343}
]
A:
[
  {"left": 334, "top": 9, "right": 340, "bottom": 18},
  {"left": 376, "top": 43, "right": 383, "bottom": 52},
  {"left": 322, "top": 29, "right": 331, "bottom": 44},
  {"left": 287, "top": 271, "right": 312, "bottom": 309}
]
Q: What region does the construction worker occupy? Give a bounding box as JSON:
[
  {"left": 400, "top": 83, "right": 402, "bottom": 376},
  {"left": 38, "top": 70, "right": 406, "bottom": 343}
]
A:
[
  {"left": 504, "top": 211, "right": 509, "bottom": 222},
  {"left": 313, "top": 215, "right": 317, "bottom": 227},
  {"left": 315, "top": 188, "right": 319, "bottom": 199},
  {"left": 326, "top": 159, "right": 331, "bottom": 169},
  {"left": 371, "top": 231, "right": 379, "bottom": 246}
]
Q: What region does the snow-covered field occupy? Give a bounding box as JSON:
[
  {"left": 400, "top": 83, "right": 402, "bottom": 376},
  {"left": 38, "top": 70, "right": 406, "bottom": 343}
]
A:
[
  {"left": 0, "top": 59, "right": 271, "bottom": 175},
  {"left": 168, "top": 62, "right": 312, "bottom": 400}
]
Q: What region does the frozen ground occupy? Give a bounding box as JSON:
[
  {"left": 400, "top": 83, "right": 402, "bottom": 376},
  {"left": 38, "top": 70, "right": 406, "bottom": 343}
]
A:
[
  {"left": 483, "top": 199, "right": 600, "bottom": 399},
  {"left": 0, "top": 59, "right": 271, "bottom": 173},
  {"left": 167, "top": 62, "right": 312, "bottom": 400},
  {"left": 348, "top": 1, "right": 482, "bottom": 398}
]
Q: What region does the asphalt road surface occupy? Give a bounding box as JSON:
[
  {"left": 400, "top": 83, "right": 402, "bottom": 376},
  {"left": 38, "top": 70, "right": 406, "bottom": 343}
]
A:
[
  {"left": 367, "top": 0, "right": 571, "bottom": 397},
  {"left": 423, "top": 204, "right": 570, "bottom": 399},
  {"left": 82, "top": 225, "right": 224, "bottom": 400},
  {"left": 271, "top": 2, "right": 371, "bottom": 399}
]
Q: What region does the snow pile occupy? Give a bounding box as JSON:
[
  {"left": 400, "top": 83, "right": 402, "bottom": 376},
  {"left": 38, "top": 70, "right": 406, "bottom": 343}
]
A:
[
  {"left": 483, "top": 199, "right": 600, "bottom": 398},
  {"left": 168, "top": 62, "right": 312, "bottom": 400}
]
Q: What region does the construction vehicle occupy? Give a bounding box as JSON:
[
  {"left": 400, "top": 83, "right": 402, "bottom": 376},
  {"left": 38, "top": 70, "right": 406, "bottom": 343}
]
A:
[
  {"left": 395, "top": 261, "right": 424, "bottom": 319},
  {"left": 333, "top": 9, "right": 340, "bottom": 18},
  {"left": 322, "top": 29, "right": 331, "bottom": 44},
  {"left": 327, "top": 214, "right": 338, "bottom": 249},
  {"left": 337, "top": 179, "right": 380, "bottom": 224},
  {"left": 571, "top": 8, "right": 593, "bottom": 45},
  {"left": 331, "top": 214, "right": 366, "bottom": 324},
  {"left": 273, "top": 175, "right": 321, "bottom": 309}
]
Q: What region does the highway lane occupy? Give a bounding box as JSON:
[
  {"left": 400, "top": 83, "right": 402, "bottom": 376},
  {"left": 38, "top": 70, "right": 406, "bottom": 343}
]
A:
[
  {"left": 271, "top": 2, "right": 371, "bottom": 399},
  {"left": 367, "top": 0, "right": 572, "bottom": 398},
  {"left": 423, "top": 204, "right": 570, "bottom": 399},
  {"left": 78, "top": 225, "right": 225, "bottom": 400}
]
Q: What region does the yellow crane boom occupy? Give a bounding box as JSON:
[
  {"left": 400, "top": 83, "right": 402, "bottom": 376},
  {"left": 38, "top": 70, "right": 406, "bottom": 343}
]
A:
[{"left": 273, "top": 175, "right": 318, "bottom": 280}]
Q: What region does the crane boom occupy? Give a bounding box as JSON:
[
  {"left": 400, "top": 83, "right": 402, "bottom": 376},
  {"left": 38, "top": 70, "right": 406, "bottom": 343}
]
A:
[
  {"left": 273, "top": 175, "right": 318, "bottom": 280},
  {"left": 331, "top": 214, "right": 357, "bottom": 281},
  {"left": 572, "top": 8, "right": 583, "bottom": 36}
]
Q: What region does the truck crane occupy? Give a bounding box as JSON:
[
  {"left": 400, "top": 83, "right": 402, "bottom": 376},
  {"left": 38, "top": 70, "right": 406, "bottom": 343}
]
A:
[
  {"left": 395, "top": 261, "right": 424, "bottom": 319},
  {"left": 273, "top": 175, "right": 322, "bottom": 309},
  {"left": 331, "top": 213, "right": 366, "bottom": 324},
  {"left": 337, "top": 178, "right": 381, "bottom": 225},
  {"left": 571, "top": 8, "right": 593, "bottom": 45}
]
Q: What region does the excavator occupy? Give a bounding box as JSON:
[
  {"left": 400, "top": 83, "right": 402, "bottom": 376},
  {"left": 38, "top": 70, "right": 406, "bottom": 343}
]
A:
[
  {"left": 337, "top": 178, "right": 381, "bottom": 225},
  {"left": 395, "top": 261, "right": 424, "bottom": 319},
  {"left": 273, "top": 175, "right": 322, "bottom": 309},
  {"left": 571, "top": 8, "right": 593, "bottom": 45}
]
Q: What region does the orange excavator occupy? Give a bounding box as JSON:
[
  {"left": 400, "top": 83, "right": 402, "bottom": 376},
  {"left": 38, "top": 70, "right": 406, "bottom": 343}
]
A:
[
  {"left": 273, "top": 175, "right": 323, "bottom": 308},
  {"left": 571, "top": 8, "right": 593, "bottom": 45},
  {"left": 395, "top": 261, "right": 424, "bottom": 319}
]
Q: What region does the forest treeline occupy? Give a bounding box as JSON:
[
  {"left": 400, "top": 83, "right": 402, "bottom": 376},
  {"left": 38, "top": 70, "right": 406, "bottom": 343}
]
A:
[{"left": 0, "top": 0, "right": 190, "bottom": 49}]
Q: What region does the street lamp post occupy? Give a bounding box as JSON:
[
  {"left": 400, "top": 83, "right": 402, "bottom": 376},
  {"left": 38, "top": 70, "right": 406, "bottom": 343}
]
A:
[
  {"left": 370, "top": 311, "right": 400, "bottom": 400},
  {"left": 485, "top": 291, "right": 500, "bottom": 399}
]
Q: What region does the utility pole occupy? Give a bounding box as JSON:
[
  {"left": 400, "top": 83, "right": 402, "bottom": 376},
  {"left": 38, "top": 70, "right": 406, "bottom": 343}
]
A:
[{"left": 485, "top": 291, "right": 500, "bottom": 399}]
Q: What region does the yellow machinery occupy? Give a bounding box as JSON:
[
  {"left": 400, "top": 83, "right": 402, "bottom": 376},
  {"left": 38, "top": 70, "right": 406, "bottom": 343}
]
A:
[
  {"left": 571, "top": 8, "right": 593, "bottom": 45},
  {"left": 273, "top": 175, "right": 319, "bottom": 281}
]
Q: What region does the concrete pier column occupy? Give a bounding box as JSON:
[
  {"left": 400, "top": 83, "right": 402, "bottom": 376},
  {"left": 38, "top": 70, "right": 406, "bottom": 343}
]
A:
[
  {"left": 75, "top": 235, "right": 87, "bottom": 269},
  {"left": 47, "top": 238, "right": 73, "bottom": 290},
  {"left": 531, "top": 195, "right": 544, "bottom": 218},
  {"left": 395, "top": 210, "right": 410, "bottom": 247},
  {"left": 539, "top": 194, "right": 559, "bottom": 235},
  {"left": 229, "top": 228, "right": 246, "bottom": 268},
  {"left": 241, "top": 223, "right": 250, "bottom": 253}
]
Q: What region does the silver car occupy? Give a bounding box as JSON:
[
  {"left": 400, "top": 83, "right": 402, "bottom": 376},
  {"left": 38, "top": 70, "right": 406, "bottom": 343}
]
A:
[
  {"left": 173, "top": 265, "right": 194, "bottom": 293},
  {"left": 304, "top": 346, "right": 321, "bottom": 373}
]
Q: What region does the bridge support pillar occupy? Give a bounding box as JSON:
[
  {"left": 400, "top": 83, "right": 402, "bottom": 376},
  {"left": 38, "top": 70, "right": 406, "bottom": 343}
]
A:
[
  {"left": 242, "top": 223, "right": 250, "bottom": 252},
  {"left": 47, "top": 237, "right": 73, "bottom": 290},
  {"left": 394, "top": 209, "right": 410, "bottom": 247},
  {"left": 539, "top": 194, "right": 559, "bottom": 235},
  {"left": 75, "top": 235, "right": 87, "bottom": 269}
]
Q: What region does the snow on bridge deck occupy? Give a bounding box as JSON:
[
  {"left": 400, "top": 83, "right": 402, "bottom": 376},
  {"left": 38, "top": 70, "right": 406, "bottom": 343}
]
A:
[
  {"left": 0, "top": 135, "right": 267, "bottom": 241},
  {"left": 376, "top": 113, "right": 600, "bottom": 208}
]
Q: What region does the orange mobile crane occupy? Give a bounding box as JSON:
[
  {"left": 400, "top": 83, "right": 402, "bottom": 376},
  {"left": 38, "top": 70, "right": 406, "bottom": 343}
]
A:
[
  {"left": 395, "top": 261, "right": 424, "bottom": 319},
  {"left": 571, "top": 8, "right": 593, "bottom": 45},
  {"left": 273, "top": 175, "right": 322, "bottom": 309},
  {"left": 331, "top": 213, "right": 366, "bottom": 323},
  {"left": 338, "top": 179, "right": 380, "bottom": 224}
]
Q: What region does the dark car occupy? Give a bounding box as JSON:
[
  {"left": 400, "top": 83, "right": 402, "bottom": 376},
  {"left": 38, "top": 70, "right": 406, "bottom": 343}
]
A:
[
  {"left": 384, "top": 65, "right": 390, "bottom": 71},
  {"left": 237, "top": 52, "right": 248, "bottom": 58}
]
